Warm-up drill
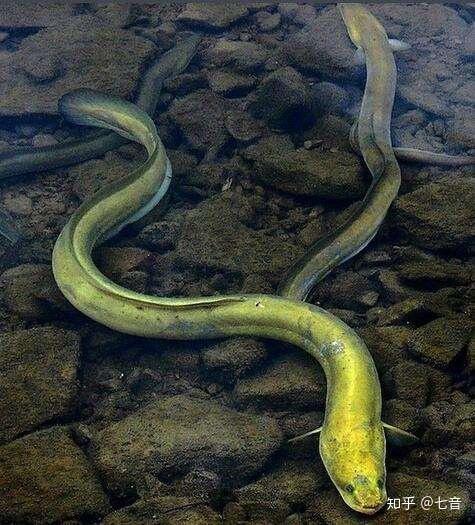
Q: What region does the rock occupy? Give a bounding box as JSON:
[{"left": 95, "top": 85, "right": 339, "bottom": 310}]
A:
[
  {"left": 0, "top": 22, "right": 154, "bottom": 115},
  {"left": 463, "top": 22, "right": 475, "bottom": 55},
  {"left": 358, "top": 326, "right": 412, "bottom": 372},
  {"left": 137, "top": 221, "right": 182, "bottom": 251},
  {"left": 174, "top": 190, "right": 300, "bottom": 282},
  {"left": 237, "top": 460, "right": 325, "bottom": 508},
  {"left": 408, "top": 316, "right": 472, "bottom": 369},
  {"left": 311, "top": 81, "right": 353, "bottom": 116},
  {"left": 91, "top": 395, "right": 282, "bottom": 497},
  {"left": 1, "top": 263, "right": 71, "bottom": 318},
  {"left": 236, "top": 461, "right": 324, "bottom": 523},
  {"left": 393, "top": 179, "right": 475, "bottom": 252},
  {"left": 382, "top": 360, "right": 430, "bottom": 408},
  {"left": 252, "top": 66, "right": 314, "bottom": 129},
  {"left": 234, "top": 354, "right": 325, "bottom": 410},
  {"left": 397, "top": 259, "right": 472, "bottom": 288},
  {"left": 202, "top": 337, "right": 268, "bottom": 383},
  {"left": 318, "top": 271, "right": 379, "bottom": 310},
  {"left": 96, "top": 247, "right": 153, "bottom": 278},
  {"left": 206, "top": 40, "right": 269, "bottom": 72},
  {"left": 0, "top": 326, "right": 80, "bottom": 443},
  {"left": 2, "top": 193, "right": 32, "bottom": 215},
  {"left": 0, "top": 427, "right": 110, "bottom": 524},
  {"left": 206, "top": 70, "right": 257, "bottom": 96},
  {"left": 256, "top": 11, "right": 281, "bottom": 32},
  {"left": 177, "top": 3, "right": 248, "bottom": 30},
  {"left": 243, "top": 135, "right": 366, "bottom": 199},
  {"left": 103, "top": 495, "right": 220, "bottom": 525},
  {"left": 32, "top": 132, "right": 58, "bottom": 148},
  {"left": 225, "top": 108, "right": 264, "bottom": 142},
  {"left": 284, "top": 6, "right": 355, "bottom": 78},
  {"left": 424, "top": 398, "right": 474, "bottom": 447},
  {"left": 382, "top": 399, "right": 422, "bottom": 435},
  {"left": 168, "top": 90, "right": 228, "bottom": 153},
  {"left": 70, "top": 151, "right": 133, "bottom": 200}
]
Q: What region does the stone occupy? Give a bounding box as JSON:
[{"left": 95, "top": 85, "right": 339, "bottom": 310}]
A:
[
  {"left": 174, "top": 190, "right": 300, "bottom": 282},
  {"left": 284, "top": 6, "right": 355, "bottom": 78},
  {"left": 234, "top": 354, "right": 325, "bottom": 410},
  {"left": 382, "top": 360, "right": 430, "bottom": 408},
  {"left": 31, "top": 132, "right": 58, "bottom": 148},
  {"left": 225, "top": 108, "right": 264, "bottom": 142},
  {"left": 252, "top": 66, "right": 314, "bottom": 129},
  {"left": 382, "top": 399, "right": 422, "bottom": 435},
  {"left": 397, "top": 259, "right": 471, "bottom": 287},
  {"left": 0, "top": 22, "right": 154, "bottom": 115},
  {"left": 256, "top": 11, "right": 281, "bottom": 32},
  {"left": 0, "top": 427, "right": 110, "bottom": 524},
  {"left": 202, "top": 337, "right": 268, "bottom": 383},
  {"left": 408, "top": 316, "right": 472, "bottom": 369},
  {"left": 393, "top": 179, "right": 475, "bottom": 251},
  {"left": 424, "top": 398, "right": 474, "bottom": 447},
  {"left": 96, "top": 247, "right": 153, "bottom": 279},
  {"left": 1, "top": 263, "right": 71, "bottom": 319},
  {"left": 168, "top": 90, "right": 228, "bottom": 153},
  {"left": 137, "top": 221, "right": 182, "bottom": 251},
  {"left": 358, "top": 326, "right": 412, "bottom": 373},
  {"left": 206, "top": 40, "right": 269, "bottom": 72},
  {"left": 463, "top": 22, "right": 475, "bottom": 55},
  {"left": 103, "top": 494, "right": 221, "bottom": 525},
  {"left": 311, "top": 81, "right": 353, "bottom": 116},
  {"left": 177, "top": 3, "right": 248, "bottom": 30},
  {"left": 243, "top": 135, "right": 366, "bottom": 199},
  {"left": 91, "top": 395, "right": 282, "bottom": 498},
  {"left": 0, "top": 326, "right": 80, "bottom": 443},
  {"left": 206, "top": 69, "right": 257, "bottom": 96}
]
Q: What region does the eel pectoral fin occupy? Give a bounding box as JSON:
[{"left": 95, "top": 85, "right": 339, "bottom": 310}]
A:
[
  {"left": 383, "top": 422, "right": 418, "bottom": 447},
  {"left": 287, "top": 427, "right": 322, "bottom": 443}
]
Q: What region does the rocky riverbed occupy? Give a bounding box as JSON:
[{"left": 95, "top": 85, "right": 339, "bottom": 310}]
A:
[{"left": 0, "top": 2, "right": 473, "bottom": 524}]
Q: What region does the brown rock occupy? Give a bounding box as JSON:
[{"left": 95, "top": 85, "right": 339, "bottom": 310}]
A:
[
  {"left": 0, "top": 427, "right": 110, "bottom": 524},
  {"left": 0, "top": 326, "right": 80, "bottom": 443}
]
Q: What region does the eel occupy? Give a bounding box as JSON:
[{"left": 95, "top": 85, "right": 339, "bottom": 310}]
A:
[
  {"left": 278, "top": 4, "right": 474, "bottom": 301},
  {"left": 0, "top": 34, "right": 200, "bottom": 243},
  {"left": 51, "top": 88, "right": 416, "bottom": 515}
]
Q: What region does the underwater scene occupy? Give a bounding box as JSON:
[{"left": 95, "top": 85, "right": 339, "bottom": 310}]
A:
[{"left": 0, "top": 1, "right": 473, "bottom": 524}]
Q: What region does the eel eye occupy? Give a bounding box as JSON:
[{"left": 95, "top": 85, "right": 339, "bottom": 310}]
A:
[
  {"left": 377, "top": 478, "right": 384, "bottom": 489},
  {"left": 345, "top": 484, "right": 354, "bottom": 493}
]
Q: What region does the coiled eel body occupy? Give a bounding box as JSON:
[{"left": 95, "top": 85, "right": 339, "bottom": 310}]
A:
[
  {"left": 52, "top": 88, "right": 392, "bottom": 514},
  {"left": 0, "top": 35, "right": 200, "bottom": 243}
]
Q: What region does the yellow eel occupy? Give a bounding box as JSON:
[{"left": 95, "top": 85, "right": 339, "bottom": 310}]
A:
[
  {"left": 51, "top": 87, "right": 417, "bottom": 514},
  {"left": 279, "top": 3, "right": 474, "bottom": 301}
]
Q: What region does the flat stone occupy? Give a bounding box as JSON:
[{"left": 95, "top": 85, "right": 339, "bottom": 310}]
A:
[
  {"left": 177, "top": 3, "right": 248, "bottom": 30},
  {"left": 408, "top": 316, "right": 472, "bottom": 369},
  {"left": 168, "top": 90, "right": 228, "bottom": 153},
  {"left": 1, "top": 263, "right": 71, "bottom": 319},
  {"left": 252, "top": 66, "right": 314, "bottom": 129},
  {"left": 0, "top": 326, "right": 80, "bottom": 443},
  {"left": 243, "top": 135, "right": 366, "bottom": 199},
  {"left": 0, "top": 22, "right": 154, "bottom": 115},
  {"left": 91, "top": 394, "right": 282, "bottom": 498},
  {"left": 206, "top": 40, "right": 269, "bottom": 72},
  {"left": 234, "top": 354, "right": 325, "bottom": 410},
  {"left": 174, "top": 190, "right": 300, "bottom": 281},
  {"left": 225, "top": 108, "right": 264, "bottom": 142},
  {"left": 0, "top": 427, "right": 110, "bottom": 524},
  {"left": 207, "top": 69, "right": 256, "bottom": 96},
  {"left": 202, "top": 337, "right": 268, "bottom": 383},
  {"left": 284, "top": 6, "right": 355, "bottom": 79},
  {"left": 393, "top": 179, "right": 475, "bottom": 251},
  {"left": 424, "top": 398, "right": 474, "bottom": 447}
]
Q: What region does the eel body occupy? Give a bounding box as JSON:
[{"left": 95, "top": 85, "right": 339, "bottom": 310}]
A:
[
  {"left": 0, "top": 35, "right": 200, "bottom": 243},
  {"left": 52, "top": 88, "right": 389, "bottom": 515},
  {"left": 278, "top": 3, "right": 473, "bottom": 301}
]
